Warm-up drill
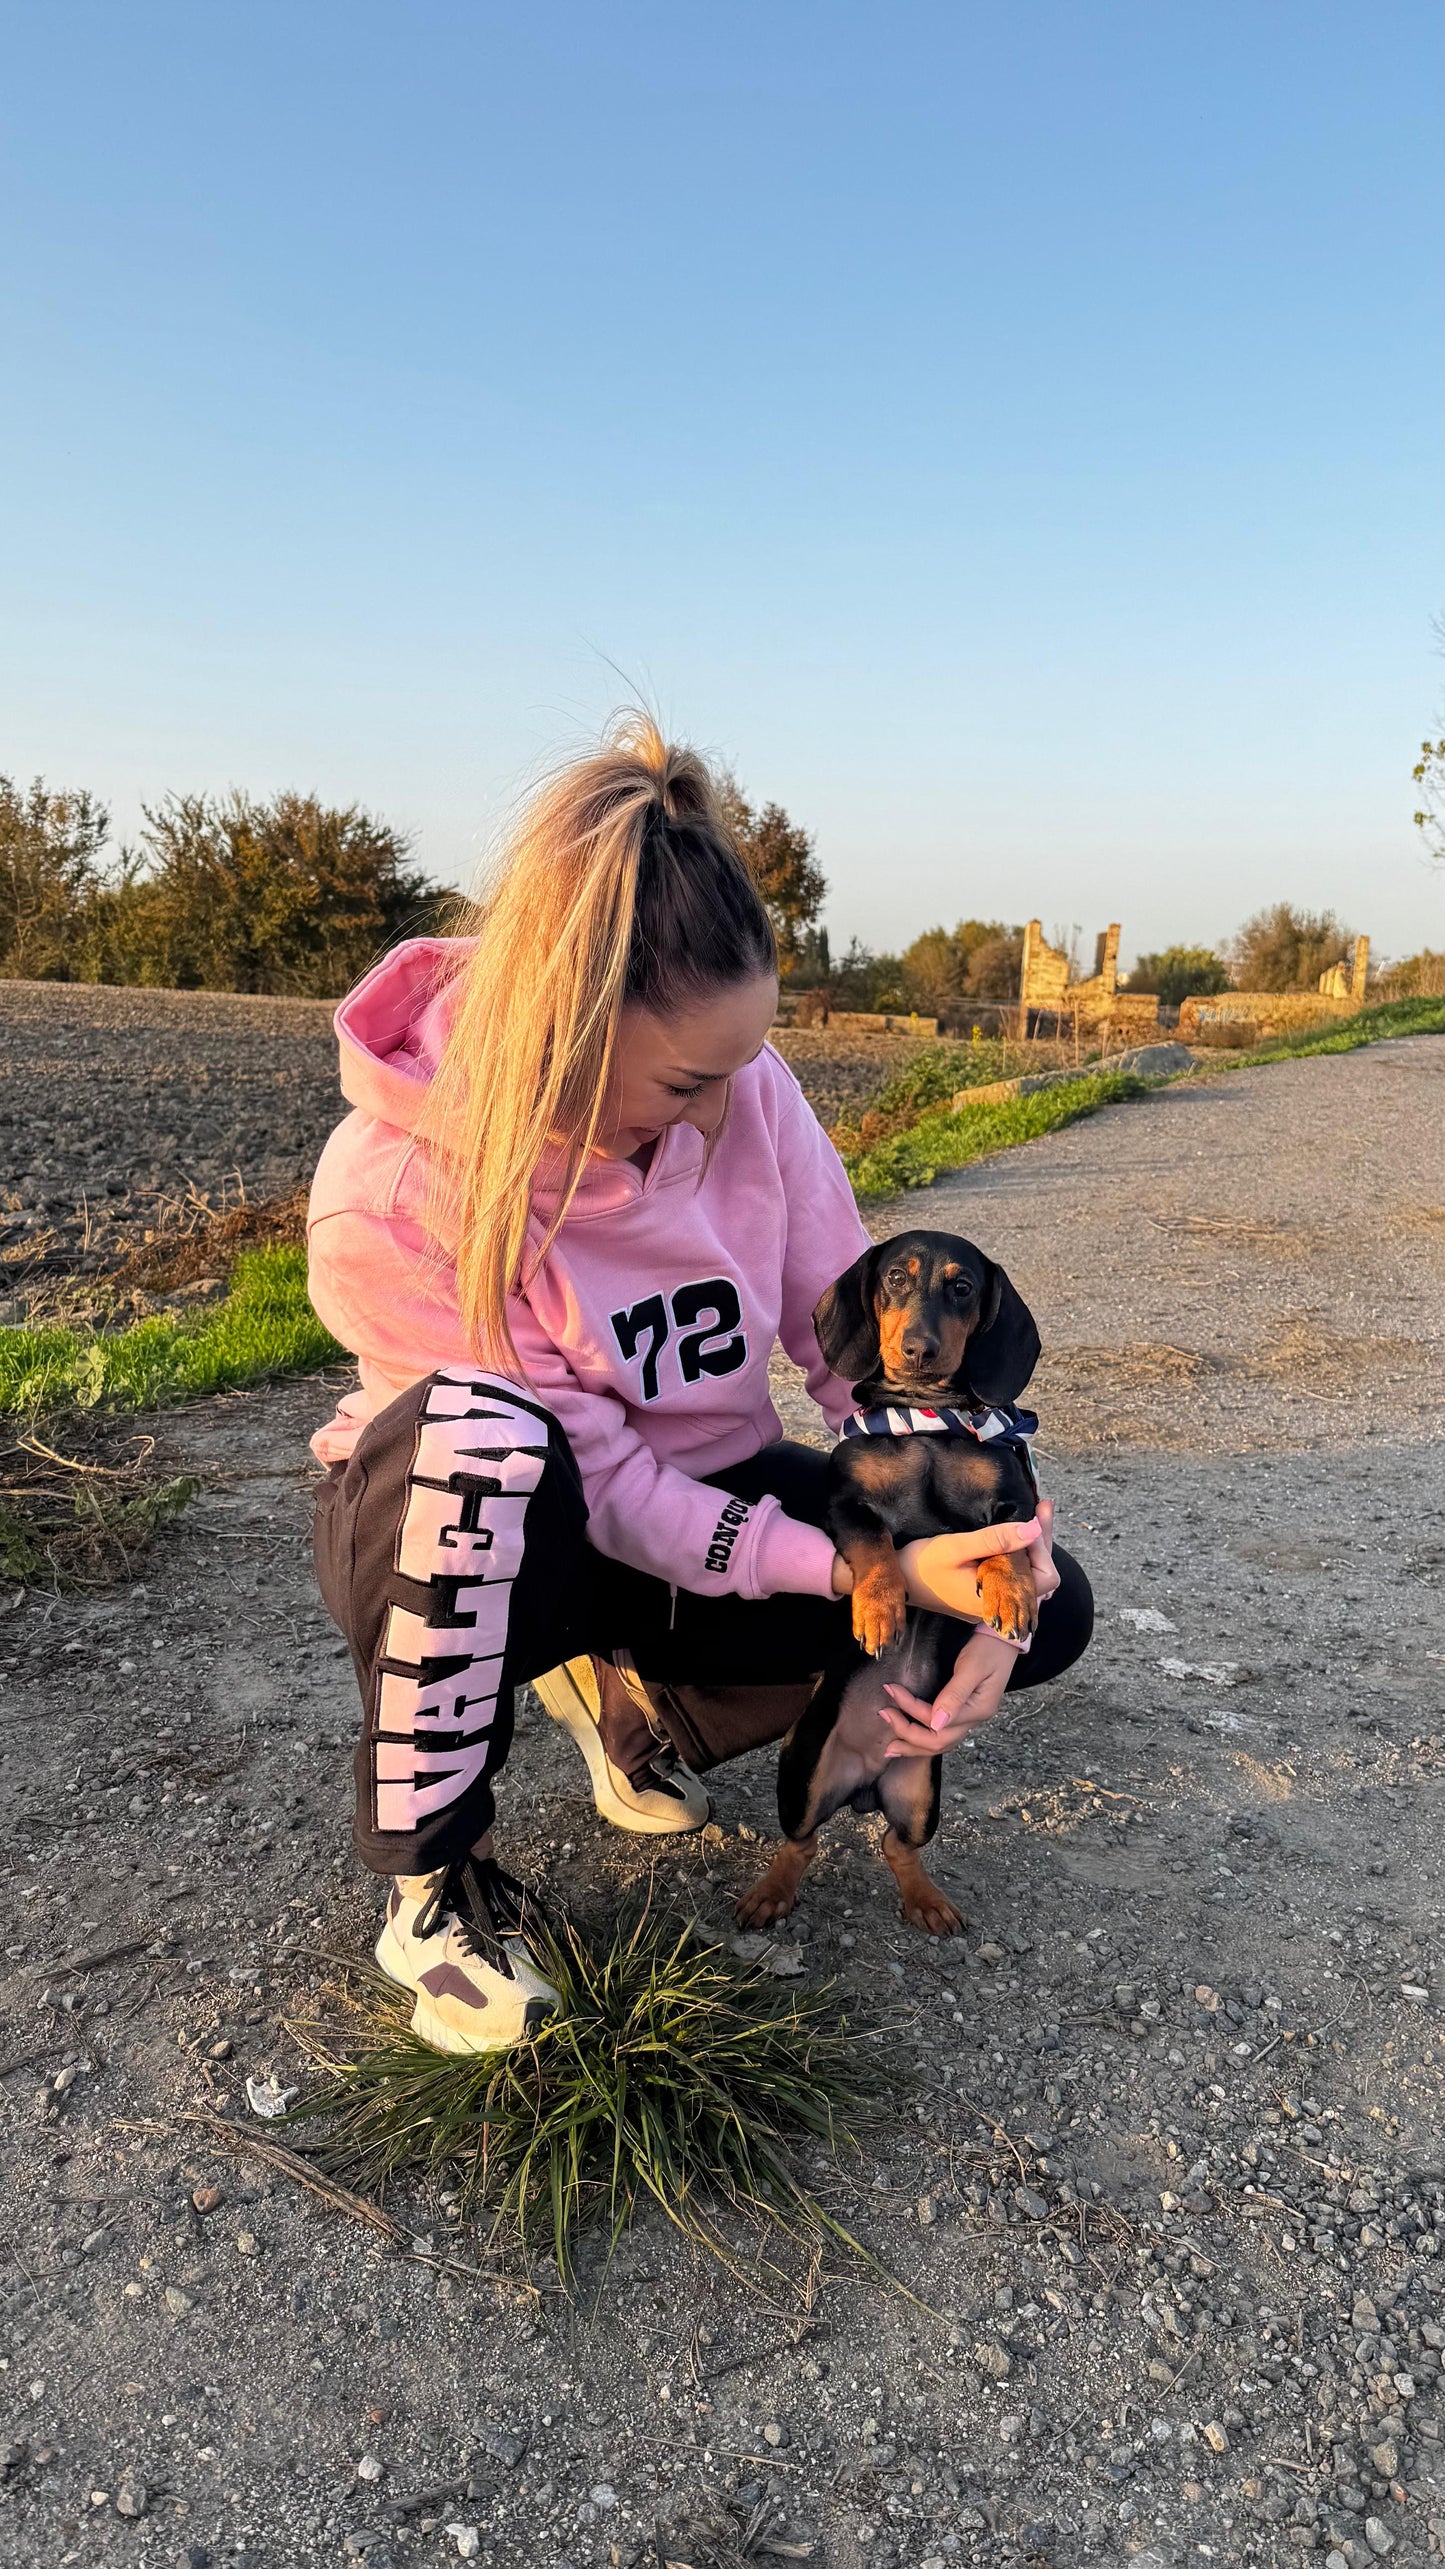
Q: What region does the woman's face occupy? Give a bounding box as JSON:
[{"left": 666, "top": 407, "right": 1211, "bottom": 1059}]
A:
[{"left": 599, "top": 971, "right": 779, "bottom": 1160}]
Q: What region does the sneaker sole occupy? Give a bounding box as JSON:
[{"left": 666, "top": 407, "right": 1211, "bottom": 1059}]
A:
[
  {"left": 375, "top": 1925, "right": 553, "bottom": 2057},
  {"left": 530, "top": 1665, "right": 710, "bottom": 1835}
]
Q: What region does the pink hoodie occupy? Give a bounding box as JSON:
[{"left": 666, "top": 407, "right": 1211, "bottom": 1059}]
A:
[{"left": 306, "top": 939, "right": 872, "bottom": 1605}]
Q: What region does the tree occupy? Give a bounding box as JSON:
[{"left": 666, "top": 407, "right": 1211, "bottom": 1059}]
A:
[
  {"left": 961, "top": 928, "right": 1024, "bottom": 1003},
  {"left": 791, "top": 924, "right": 832, "bottom": 985},
  {"left": 826, "top": 937, "right": 906, "bottom": 1012},
  {"left": 0, "top": 776, "right": 110, "bottom": 979},
  {"left": 117, "top": 790, "right": 445, "bottom": 995},
  {"left": 1126, "top": 944, "right": 1231, "bottom": 1008},
  {"left": 1226, "top": 903, "right": 1352, "bottom": 993},
  {"left": 1413, "top": 733, "right": 1445, "bottom": 862},
  {"left": 898, "top": 918, "right": 1020, "bottom": 1014},
  {"left": 717, "top": 779, "right": 827, "bottom": 978}
]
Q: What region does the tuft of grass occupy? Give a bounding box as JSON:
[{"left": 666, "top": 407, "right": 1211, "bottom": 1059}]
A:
[
  {"left": 288, "top": 1904, "right": 889, "bottom": 2298},
  {"left": 1233, "top": 993, "right": 1443, "bottom": 1064},
  {"left": 0, "top": 1422, "right": 197, "bottom": 1589},
  {"left": 841, "top": 1069, "right": 1149, "bottom": 1198},
  {"left": 0, "top": 1243, "right": 339, "bottom": 1417}
]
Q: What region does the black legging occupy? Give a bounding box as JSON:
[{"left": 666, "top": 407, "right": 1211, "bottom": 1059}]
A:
[{"left": 314, "top": 1367, "right": 1093, "bottom": 1876}]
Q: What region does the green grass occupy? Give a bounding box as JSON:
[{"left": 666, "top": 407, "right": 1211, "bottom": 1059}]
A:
[
  {"left": 841, "top": 1068, "right": 1149, "bottom": 1198},
  {"left": 0, "top": 1243, "right": 340, "bottom": 1416},
  {"left": 1231, "top": 992, "right": 1443, "bottom": 1064},
  {"left": 856, "top": 1034, "right": 1018, "bottom": 1122},
  {"left": 289, "top": 1903, "right": 888, "bottom": 2298}
]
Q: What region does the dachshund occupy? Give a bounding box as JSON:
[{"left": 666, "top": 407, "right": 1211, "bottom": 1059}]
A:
[{"left": 736, "top": 1231, "right": 1043, "bottom": 1938}]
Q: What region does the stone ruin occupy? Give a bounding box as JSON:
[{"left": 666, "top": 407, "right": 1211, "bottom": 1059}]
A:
[
  {"left": 1178, "top": 935, "right": 1369, "bottom": 1039},
  {"left": 1017, "top": 921, "right": 1161, "bottom": 1040}
]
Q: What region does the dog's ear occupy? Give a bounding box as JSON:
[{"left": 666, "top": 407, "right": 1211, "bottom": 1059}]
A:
[
  {"left": 813, "top": 1245, "right": 883, "bottom": 1386},
  {"left": 965, "top": 1257, "right": 1041, "bottom": 1404}
]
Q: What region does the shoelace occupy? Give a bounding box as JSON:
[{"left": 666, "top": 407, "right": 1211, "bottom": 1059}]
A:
[{"left": 414, "top": 1855, "right": 550, "bottom": 1979}]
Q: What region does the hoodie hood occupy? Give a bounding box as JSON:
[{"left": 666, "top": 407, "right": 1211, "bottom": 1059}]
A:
[
  {"left": 333, "top": 936, "right": 475, "bottom": 1134},
  {"left": 331, "top": 932, "right": 714, "bottom": 1222}
]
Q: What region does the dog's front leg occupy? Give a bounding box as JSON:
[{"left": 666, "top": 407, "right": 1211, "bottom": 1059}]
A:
[
  {"left": 734, "top": 1833, "right": 818, "bottom": 1927},
  {"left": 830, "top": 1483, "right": 909, "bottom": 1657}
]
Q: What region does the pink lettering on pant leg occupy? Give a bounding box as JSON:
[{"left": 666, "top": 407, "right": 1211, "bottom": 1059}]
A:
[
  {"left": 372, "top": 1370, "right": 548, "bottom": 1840},
  {"left": 376, "top": 1659, "right": 505, "bottom": 1740},
  {"left": 376, "top": 1738, "right": 494, "bottom": 1830}
]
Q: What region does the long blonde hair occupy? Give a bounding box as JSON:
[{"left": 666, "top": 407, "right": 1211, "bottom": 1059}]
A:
[{"left": 421, "top": 713, "right": 777, "bottom": 1371}]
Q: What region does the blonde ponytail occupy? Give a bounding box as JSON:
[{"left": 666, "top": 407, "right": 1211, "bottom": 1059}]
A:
[{"left": 420, "top": 713, "right": 776, "bottom": 1371}]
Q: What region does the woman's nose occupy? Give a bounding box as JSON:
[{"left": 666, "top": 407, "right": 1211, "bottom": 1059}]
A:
[{"left": 684, "top": 1088, "right": 730, "bottom": 1135}]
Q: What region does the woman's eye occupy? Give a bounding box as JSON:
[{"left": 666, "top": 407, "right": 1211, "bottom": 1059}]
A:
[{"left": 666, "top": 1083, "right": 703, "bottom": 1099}]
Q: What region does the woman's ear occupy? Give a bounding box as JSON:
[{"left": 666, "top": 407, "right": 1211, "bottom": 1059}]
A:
[
  {"left": 812, "top": 1246, "right": 883, "bottom": 1387},
  {"left": 966, "top": 1259, "right": 1041, "bottom": 1404}
]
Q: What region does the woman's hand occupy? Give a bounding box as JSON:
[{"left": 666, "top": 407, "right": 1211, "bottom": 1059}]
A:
[
  {"left": 878, "top": 1627, "right": 1020, "bottom": 1757},
  {"left": 831, "top": 1494, "right": 1060, "bottom": 1616},
  {"left": 1027, "top": 1494, "right": 1060, "bottom": 1602}
]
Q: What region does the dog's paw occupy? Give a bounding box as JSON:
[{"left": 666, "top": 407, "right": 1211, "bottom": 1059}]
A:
[
  {"left": 735, "top": 1872, "right": 800, "bottom": 1928},
  {"left": 898, "top": 1874, "right": 964, "bottom": 1938},
  {"left": 851, "top": 1562, "right": 909, "bottom": 1658},
  {"left": 894, "top": 1870, "right": 961, "bottom": 1931},
  {"left": 974, "top": 1553, "right": 1038, "bottom": 1644}
]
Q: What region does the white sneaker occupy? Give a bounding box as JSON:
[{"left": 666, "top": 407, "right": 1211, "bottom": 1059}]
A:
[
  {"left": 375, "top": 1856, "right": 560, "bottom": 2055},
  {"left": 531, "top": 1656, "right": 710, "bottom": 1835}
]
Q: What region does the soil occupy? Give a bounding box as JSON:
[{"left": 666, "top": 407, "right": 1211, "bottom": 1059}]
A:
[{"left": 0, "top": 985, "right": 1441, "bottom": 2569}]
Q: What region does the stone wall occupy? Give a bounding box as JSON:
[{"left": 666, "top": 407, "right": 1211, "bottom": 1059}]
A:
[
  {"left": 1018, "top": 919, "right": 1161, "bottom": 1038},
  {"left": 1179, "top": 935, "right": 1370, "bottom": 1039}
]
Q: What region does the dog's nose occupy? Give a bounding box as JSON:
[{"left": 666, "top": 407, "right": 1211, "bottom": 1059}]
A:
[{"left": 901, "top": 1330, "right": 939, "bottom": 1367}]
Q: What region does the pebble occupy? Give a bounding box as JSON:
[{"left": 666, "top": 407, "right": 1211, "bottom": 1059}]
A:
[
  {"left": 163, "top": 2287, "right": 193, "bottom": 2316},
  {"left": 471, "top": 2424, "right": 527, "bottom": 2467},
  {"left": 115, "top": 2474, "right": 148, "bottom": 2519},
  {"left": 191, "top": 2185, "right": 223, "bottom": 2216},
  {"left": 1364, "top": 2521, "right": 1395, "bottom": 2558},
  {"left": 762, "top": 2421, "right": 789, "bottom": 2448},
  {"left": 356, "top": 2453, "right": 385, "bottom": 2483},
  {"left": 446, "top": 2530, "right": 480, "bottom": 2561},
  {"left": 235, "top": 2231, "right": 259, "bottom": 2256},
  {"left": 588, "top": 2483, "right": 617, "bottom": 2507},
  {"left": 1200, "top": 2420, "right": 1228, "bottom": 2452}
]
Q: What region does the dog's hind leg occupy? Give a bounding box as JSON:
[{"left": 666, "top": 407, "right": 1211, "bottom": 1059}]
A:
[
  {"left": 734, "top": 1670, "right": 865, "bottom": 1927},
  {"left": 877, "top": 1754, "right": 961, "bottom": 1936}
]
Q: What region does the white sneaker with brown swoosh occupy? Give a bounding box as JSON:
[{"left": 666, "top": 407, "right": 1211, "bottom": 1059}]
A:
[{"left": 375, "top": 1855, "right": 560, "bottom": 2055}]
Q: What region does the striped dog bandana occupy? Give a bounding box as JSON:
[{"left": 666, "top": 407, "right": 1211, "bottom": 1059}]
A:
[{"left": 841, "top": 1401, "right": 1038, "bottom": 1449}]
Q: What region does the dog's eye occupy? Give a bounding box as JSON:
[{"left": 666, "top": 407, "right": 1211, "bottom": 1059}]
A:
[
  {"left": 947, "top": 1275, "right": 977, "bottom": 1300},
  {"left": 884, "top": 1268, "right": 910, "bottom": 1293}
]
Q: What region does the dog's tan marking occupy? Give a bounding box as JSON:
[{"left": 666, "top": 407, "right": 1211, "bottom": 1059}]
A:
[
  {"left": 735, "top": 1834, "right": 818, "bottom": 1927},
  {"left": 973, "top": 1551, "right": 1038, "bottom": 1642},
  {"left": 882, "top": 1830, "right": 963, "bottom": 1936},
  {"left": 848, "top": 1544, "right": 910, "bottom": 1656}
]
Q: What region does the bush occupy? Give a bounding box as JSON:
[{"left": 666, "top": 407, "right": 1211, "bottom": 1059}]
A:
[
  {"left": 1226, "top": 902, "right": 1352, "bottom": 993},
  {"left": 1372, "top": 949, "right": 1445, "bottom": 1002},
  {"left": 1126, "top": 945, "right": 1231, "bottom": 1008},
  {"left": 0, "top": 776, "right": 448, "bottom": 996},
  {"left": 0, "top": 777, "right": 111, "bottom": 980}
]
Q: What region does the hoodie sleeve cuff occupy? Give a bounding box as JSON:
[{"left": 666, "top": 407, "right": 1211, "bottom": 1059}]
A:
[{"left": 749, "top": 1503, "right": 840, "bottom": 1601}]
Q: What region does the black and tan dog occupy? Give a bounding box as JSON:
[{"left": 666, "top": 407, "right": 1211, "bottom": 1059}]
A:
[{"left": 736, "top": 1231, "right": 1042, "bottom": 1938}]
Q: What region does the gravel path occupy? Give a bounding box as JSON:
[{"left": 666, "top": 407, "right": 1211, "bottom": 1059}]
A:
[{"left": 0, "top": 1021, "right": 1441, "bottom": 2569}]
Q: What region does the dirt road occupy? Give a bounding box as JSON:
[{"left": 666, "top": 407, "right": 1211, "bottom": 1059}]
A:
[{"left": 0, "top": 1032, "right": 1440, "bottom": 2569}]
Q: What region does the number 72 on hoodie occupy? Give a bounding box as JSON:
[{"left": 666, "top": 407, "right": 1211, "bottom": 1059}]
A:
[{"left": 609, "top": 1278, "right": 748, "bottom": 1402}]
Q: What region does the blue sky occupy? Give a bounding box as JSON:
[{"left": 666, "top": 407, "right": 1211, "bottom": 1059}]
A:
[{"left": 2, "top": 1, "right": 1439, "bottom": 965}]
